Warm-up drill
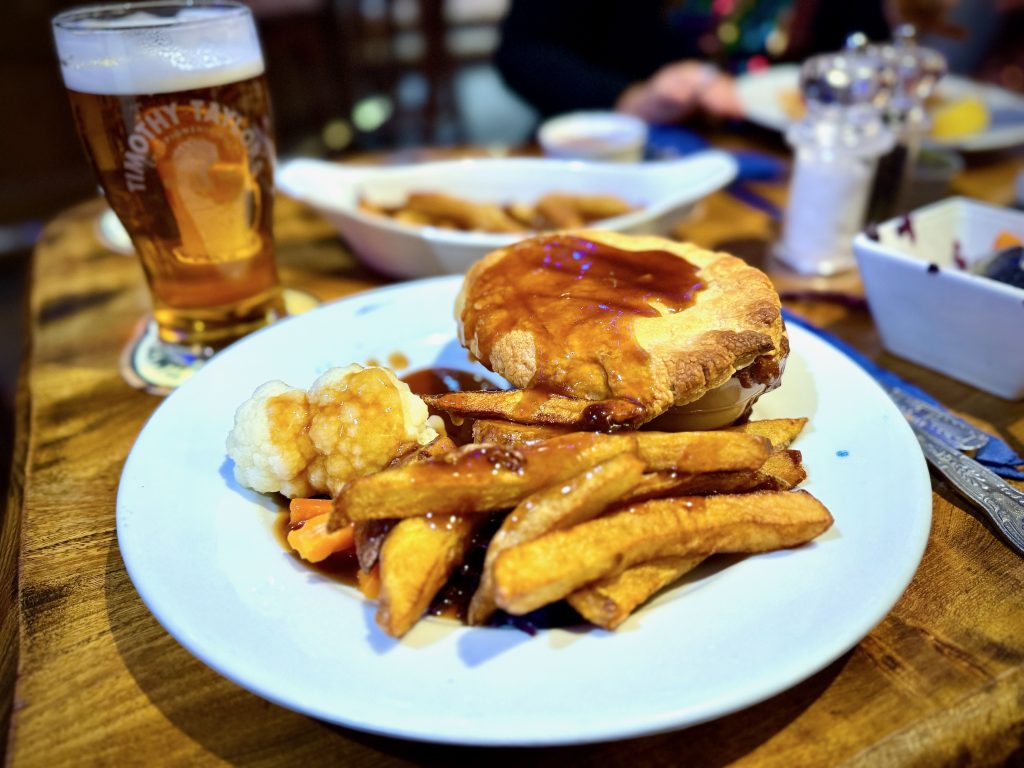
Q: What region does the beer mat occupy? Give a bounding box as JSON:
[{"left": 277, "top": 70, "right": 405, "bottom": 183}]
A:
[
  {"left": 782, "top": 309, "right": 1024, "bottom": 479},
  {"left": 120, "top": 288, "right": 321, "bottom": 396},
  {"left": 95, "top": 208, "right": 134, "bottom": 255}
]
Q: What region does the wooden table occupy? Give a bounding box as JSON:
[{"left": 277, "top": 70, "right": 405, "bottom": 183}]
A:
[{"left": 4, "top": 140, "right": 1024, "bottom": 766}]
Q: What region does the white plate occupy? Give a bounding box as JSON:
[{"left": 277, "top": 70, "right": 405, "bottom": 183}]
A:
[
  {"left": 117, "top": 276, "right": 932, "bottom": 746},
  {"left": 738, "top": 64, "right": 1024, "bottom": 151},
  {"left": 276, "top": 153, "right": 737, "bottom": 279}
]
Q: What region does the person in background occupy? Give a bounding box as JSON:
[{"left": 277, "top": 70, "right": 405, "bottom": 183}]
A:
[
  {"left": 495, "top": 0, "right": 927, "bottom": 124},
  {"left": 913, "top": 0, "right": 1024, "bottom": 94}
]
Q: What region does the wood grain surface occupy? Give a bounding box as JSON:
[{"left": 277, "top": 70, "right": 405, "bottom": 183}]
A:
[{"left": 3, "top": 141, "right": 1023, "bottom": 767}]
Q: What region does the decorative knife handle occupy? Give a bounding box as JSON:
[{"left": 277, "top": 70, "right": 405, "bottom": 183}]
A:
[
  {"left": 889, "top": 388, "right": 990, "bottom": 453},
  {"left": 914, "top": 427, "right": 1024, "bottom": 557}
]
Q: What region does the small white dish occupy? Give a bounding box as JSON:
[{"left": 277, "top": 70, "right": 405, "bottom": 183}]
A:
[
  {"left": 275, "top": 153, "right": 737, "bottom": 279},
  {"left": 853, "top": 196, "right": 1024, "bottom": 400},
  {"left": 538, "top": 111, "right": 648, "bottom": 162},
  {"left": 117, "top": 276, "right": 932, "bottom": 746}
]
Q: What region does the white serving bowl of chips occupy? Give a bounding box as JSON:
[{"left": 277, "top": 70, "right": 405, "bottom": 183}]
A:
[{"left": 276, "top": 153, "right": 738, "bottom": 279}]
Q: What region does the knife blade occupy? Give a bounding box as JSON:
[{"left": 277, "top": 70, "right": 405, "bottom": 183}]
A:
[
  {"left": 885, "top": 386, "right": 990, "bottom": 455},
  {"left": 913, "top": 425, "right": 1024, "bottom": 558}
]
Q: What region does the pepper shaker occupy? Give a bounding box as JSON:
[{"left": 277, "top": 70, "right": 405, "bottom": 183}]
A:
[{"left": 865, "top": 26, "right": 947, "bottom": 222}]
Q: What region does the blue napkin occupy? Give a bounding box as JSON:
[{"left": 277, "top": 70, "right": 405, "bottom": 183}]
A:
[
  {"left": 783, "top": 310, "right": 1024, "bottom": 479},
  {"left": 646, "top": 125, "right": 785, "bottom": 219},
  {"left": 646, "top": 124, "right": 787, "bottom": 181}
]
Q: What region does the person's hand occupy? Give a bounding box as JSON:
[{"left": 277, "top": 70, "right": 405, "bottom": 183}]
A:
[{"left": 615, "top": 61, "right": 744, "bottom": 124}]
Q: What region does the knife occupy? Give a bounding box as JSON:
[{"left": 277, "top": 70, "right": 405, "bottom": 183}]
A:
[
  {"left": 884, "top": 386, "right": 990, "bottom": 455},
  {"left": 912, "top": 424, "right": 1024, "bottom": 558}
]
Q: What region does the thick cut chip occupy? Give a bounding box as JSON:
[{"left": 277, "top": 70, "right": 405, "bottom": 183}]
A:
[
  {"left": 620, "top": 448, "right": 806, "bottom": 504},
  {"left": 355, "top": 435, "right": 458, "bottom": 572},
  {"left": 405, "top": 192, "right": 525, "bottom": 233},
  {"left": 330, "top": 432, "right": 639, "bottom": 528},
  {"left": 507, "top": 201, "right": 542, "bottom": 229},
  {"left": 332, "top": 429, "right": 774, "bottom": 529},
  {"left": 389, "top": 434, "right": 457, "bottom": 468},
  {"left": 758, "top": 449, "right": 806, "bottom": 488},
  {"left": 473, "top": 420, "right": 778, "bottom": 475},
  {"left": 561, "top": 193, "right": 635, "bottom": 221},
  {"left": 422, "top": 390, "right": 649, "bottom": 430},
  {"left": 531, "top": 193, "right": 632, "bottom": 229},
  {"left": 535, "top": 194, "right": 584, "bottom": 229},
  {"left": 375, "top": 515, "right": 479, "bottom": 637},
  {"left": 471, "top": 419, "right": 572, "bottom": 446},
  {"left": 621, "top": 470, "right": 766, "bottom": 504},
  {"left": 468, "top": 453, "right": 646, "bottom": 625},
  {"left": 632, "top": 431, "right": 771, "bottom": 472},
  {"left": 492, "top": 490, "right": 833, "bottom": 615},
  {"left": 473, "top": 422, "right": 773, "bottom": 474},
  {"left": 725, "top": 418, "right": 807, "bottom": 449},
  {"left": 567, "top": 555, "right": 706, "bottom": 630}
]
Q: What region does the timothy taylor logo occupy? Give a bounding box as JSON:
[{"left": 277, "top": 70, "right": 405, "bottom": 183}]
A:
[{"left": 123, "top": 99, "right": 267, "bottom": 193}]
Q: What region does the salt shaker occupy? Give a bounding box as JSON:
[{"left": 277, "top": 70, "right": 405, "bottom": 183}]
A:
[{"left": 776, "top": 51, "right": 895, "bottom": 275}]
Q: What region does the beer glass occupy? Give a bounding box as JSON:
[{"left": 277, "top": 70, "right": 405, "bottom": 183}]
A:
[{"left": 53, "top": 1, "right": 285, "bottom": 372}]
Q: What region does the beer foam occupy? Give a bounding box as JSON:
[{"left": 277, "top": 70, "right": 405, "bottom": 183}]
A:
[{"left": 54, "top": 7, "right": 264, "bottom": 95}]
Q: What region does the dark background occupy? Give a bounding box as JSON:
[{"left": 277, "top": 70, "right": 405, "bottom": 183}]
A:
[
  {"left": 0, "top": 0, "right": 536, "bottom": 503},
  {"left": 2, "top": 0, "right": 1022, "bottom": 503}
]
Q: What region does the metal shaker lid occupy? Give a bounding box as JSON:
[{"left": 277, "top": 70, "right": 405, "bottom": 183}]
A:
[
  {"left": 870, "top": 25, "right": 946, "bottom": 112},
  {"left": 790, "top": 47, "right": 895, "bottom": 155},
  {"left": 799, "top": 48, "right": 894, "bottom": 110}
]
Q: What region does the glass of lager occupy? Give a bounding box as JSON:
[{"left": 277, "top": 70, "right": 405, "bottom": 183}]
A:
[{"left": 53, "top": 1, "right": 285, "bottom": 372}]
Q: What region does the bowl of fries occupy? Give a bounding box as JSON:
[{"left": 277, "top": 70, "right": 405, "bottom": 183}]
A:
[{"left": 276, "top": 153, "right": 738, "bottom": 278}]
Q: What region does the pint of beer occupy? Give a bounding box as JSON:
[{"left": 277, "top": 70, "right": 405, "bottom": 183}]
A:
[{"left": 53, "top": 1, "right": 285, "bottom": 350}]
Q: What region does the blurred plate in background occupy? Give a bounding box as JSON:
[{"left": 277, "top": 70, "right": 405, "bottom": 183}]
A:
[{"left": 738, "top": 64, "right": 1024, "bottom": 152}]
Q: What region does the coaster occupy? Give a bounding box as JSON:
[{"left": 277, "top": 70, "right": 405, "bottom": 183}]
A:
[{"left": 120, "top": 288, "right": 321, "bottom": 396}]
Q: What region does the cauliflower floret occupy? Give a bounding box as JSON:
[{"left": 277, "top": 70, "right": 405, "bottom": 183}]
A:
[
  {"left": 306, "top": 364, "right": 437, "bottom": 497},
  {"left": 226, "top": 365, "right": 438, "bottom": 499},
  {"left": 226, "top": 381, "right": 318, "bottom": 498}
]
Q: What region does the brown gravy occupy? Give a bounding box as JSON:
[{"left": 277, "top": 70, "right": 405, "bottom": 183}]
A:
[
  {"left": 403, "top": 366, "right": 504, "bottom": 444},
  {"left": 274, "top": 513, "right": 361, "bottom": 585},
  {"left": 460, "top": 235, "right": 704, "bottom": 405},
  {"left": 402, "top": 367, "right": 502, "bottom": 397}
]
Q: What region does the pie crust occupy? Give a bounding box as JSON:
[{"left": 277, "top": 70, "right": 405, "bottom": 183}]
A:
[{"left": 456, "top": 231, "right": 787, "bottom": 423}]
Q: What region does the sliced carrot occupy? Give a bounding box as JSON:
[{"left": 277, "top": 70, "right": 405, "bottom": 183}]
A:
[
  {"left": 289, "top": 497, "right": 333, "bottom": 524},
  {"left": 358, "top": 565, "right": 381, "bottom": 599},
  {"left": 993, "top": 231, "right": 1023, "bottom": 250},
  {"left": 286, "top": 512, "right": 355, "bottom": 562}
]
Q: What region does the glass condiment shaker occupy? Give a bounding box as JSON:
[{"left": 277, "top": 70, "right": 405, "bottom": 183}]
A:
[
  {"left": 864, "top": 26, "right": 947, "bottom": 222},
  {"left": 776, "top": 50, "right": 895, "bottom": 275}
]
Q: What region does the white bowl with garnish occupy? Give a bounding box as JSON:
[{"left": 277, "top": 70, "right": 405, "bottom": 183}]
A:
[
  {"left": 853, "top": 196, "right": 1024, "bottom": 400},
  {"left": 276, "top": 153, "right": 737, "bottom": 278}
]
